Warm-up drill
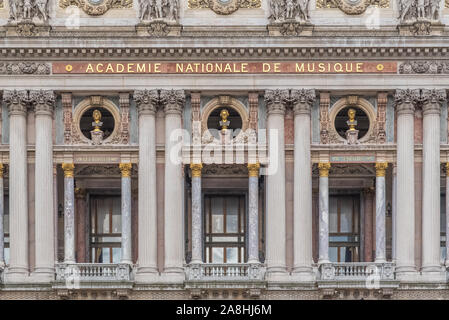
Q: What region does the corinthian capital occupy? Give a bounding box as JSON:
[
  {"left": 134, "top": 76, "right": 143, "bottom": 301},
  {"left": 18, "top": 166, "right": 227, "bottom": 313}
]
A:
[
  {"left": 133, "top": 89, "right": 159, "bottom": 115},
  {"left": 264, "top": 89, "right": 289, "bottom": 115},
  {"left": 421, "top": 89, "right": 446, "bottom": 115},
  {"left": 3, "top": 90, "right": 29, "bottom": 115},
  {"left": 291, "top": 89, "right": 316, "bottom": 115},
  {"left": 160, "top": 89, "right": 185, "bottom": 115},
  {"left": 394, "top": 89, "right": 420, "bottom": 115},
  {"left": 29, "top": 90, "right": 56, "bottom": 115}
]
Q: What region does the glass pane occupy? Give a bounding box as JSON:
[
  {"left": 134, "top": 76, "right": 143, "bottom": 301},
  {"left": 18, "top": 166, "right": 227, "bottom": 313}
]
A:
[
  {"left": 101, "top": 236, "right": 121, "bottom": 243},
  {"left": 340, "top": 198, "right": 353, "bottom": 233},
  {"left": 98, "top": 200, "right": 110, "bottom": 234},
  {"left": 226, "top": 247, "right": 238, "bottom": 263},
  {"left": 102, "top": 248, "right": 110, "bottom": 263},
  {"left": 112, "top": 247, "right": 121, "bottom": 263},
  {"left": 4, "top": 248, "right": 9, "bottom": 265},
  {"left": 112, "top": 198, "right": 121, "bottom": 233},
  {"left": 211, "top": 197, "right": 224, "bottom": 233},
  {"left": 226, "top": 197, "right": 239, "bottom": 233},
  {"left": 329, "top": 247, "right": 338, "bottom": 262},
  {"left": 329, "top": 197, "right": 338, "bottom": 233},
  {"left": 212, "top": 236, "right": 238, "bottom": 242},
  {"left": 341, "top": 247, "right": 352, "bottom": 262},
  {"left": 441, "top": 247, "right": 446, "bottom": 263},
  {"left": 212, "top": 247, "right": 224, "bottom": 263},
  {"left": 4, "top": 212, "right": 9, "bottom": 234}
]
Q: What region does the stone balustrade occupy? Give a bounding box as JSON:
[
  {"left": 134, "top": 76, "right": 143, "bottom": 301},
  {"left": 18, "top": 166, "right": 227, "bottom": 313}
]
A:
[
  {"left": 319, "top": 262, "right": 395, "bottom": 281},
  {"left": 55, "top": 263, "right": 133, "bottom": 283},
  {"left": 186, "top": 263, "right": 266, "bottom": 282}
]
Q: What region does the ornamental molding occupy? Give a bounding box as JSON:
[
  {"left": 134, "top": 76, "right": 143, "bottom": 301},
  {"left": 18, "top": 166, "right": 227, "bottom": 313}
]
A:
[
  {"left": 312, "top": 163, "right": 376, "bottom": 176},
  {"left": 202, "top": 163, "right": 248, "bottom": 176},
  {"left": 399, "top": 60, "right": 449, "bottom": 74},
  {"left": 316, "top": 0, "right": 389, "bottom": 14},
  {"left": 59, "top": 0, "right": 132, "bottom": 16},
  {"left": 188, "top": 0, "right": 261, "bottom": 15},
  {"left": 0, "top": 62, "right": 50, "bottom": 74},
  {"left": 29, "top": 89, "right": 56, "bottom": 114},
  {"left": 2, "top": 47, "right": 449, "bottom": 60}
]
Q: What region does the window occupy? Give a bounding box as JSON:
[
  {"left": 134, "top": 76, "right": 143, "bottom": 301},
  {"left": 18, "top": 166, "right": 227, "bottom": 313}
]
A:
[
  {"left": 204, "top": 195, "right": 246, "bottom": 263},
  {"left": 329, "top": 195, "right": 360, "bottom": 262},
  {"left": 90, "top": 195, "right": 121, "bottom": 263}
]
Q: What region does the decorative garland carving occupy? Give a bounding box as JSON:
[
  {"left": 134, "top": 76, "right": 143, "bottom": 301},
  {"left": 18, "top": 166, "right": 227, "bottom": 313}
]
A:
[
  {"left": 202, "top": 164, "right": 248, "bottom": 176},
  {"left": 399, "top": 61, "right": 449, "bottom": 74},
  {"left": 316, "top": 0, "right": 389, "bottom": 14},
  {"left": 59, "top": 0, "right": 132, "bottom": 16},
  {"left": 188, "top": 0, "right": 261, "bottom": 15},
  {"left": 0, "top": 62, "right": 50, "bottom": 75}
]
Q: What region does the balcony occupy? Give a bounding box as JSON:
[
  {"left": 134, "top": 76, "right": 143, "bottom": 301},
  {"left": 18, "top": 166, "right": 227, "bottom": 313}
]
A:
[
  {"left": 53, "top": 263, "right": 134, "bottom": 291},
  {"left": 317, "top": 262, "right": 399, "bottom": 297},
  {"left": 185, "top": 263, "right": 266, "bottom": 296}
]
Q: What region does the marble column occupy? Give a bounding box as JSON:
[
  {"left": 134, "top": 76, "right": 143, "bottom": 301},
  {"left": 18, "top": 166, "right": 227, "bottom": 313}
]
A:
[
  {"left": 119, "top": 163, "right": 132, "bottom": 264},
  {"left": 62, "top": 163, "right": 75, "bottom": 264},
  {"left": 4, "top": 90, "right": 29, "bottom": 281},
  {"left": 247, "top": 162, "right": 260, "bottom": 264},
  {"left": 31, "top": 90, "right": 56, "bottom": 280},
  {"left": 0, "top": 164, "right": 4, "bottom": 267},
  {"left": 264, "top": 90, "right": 289, "bottom": 280},
  {"left": 318, "top": 162, "right": 331, "bottom": 264},
  {"left": 375, "top": 162, "right": 388, "bottom": 263},
  {"left": 190, "top": 163, "right": 202, "bottom": 264},
  {"left": 446, "top": 163, "right": 449, "bottom": 267},
  {"left": 291, "top": 89, "right": 315, "bottom": 280},
  {"left": 392, "top": 164, "right": 397, "bottom": 262},
  {"left": 394, "top": 89, "right": 419, "bottom": 278},
  {"left": 133, "top": 90, "right": 159, "bottom": 280},
  {"left": 421, "top": 89, "right": 446, "bottom": 276},
  {"left": 161, "top": 89, "right": 185, "bottom": 281}
]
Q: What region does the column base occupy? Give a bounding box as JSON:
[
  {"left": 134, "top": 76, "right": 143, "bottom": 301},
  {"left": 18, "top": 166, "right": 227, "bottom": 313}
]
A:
[
  {"left": 31, "top": 267, "right": 55, "bottom": 283},
  {"left": 291, "top": 266, "right": 315, "bottom": 282},
  {"left": 266, "top": 265, "right": 289, "bottom": 282},
  {"left": 421, "top": 265, "right": 446, "bottom": 282},
  {"left": 161, "top": 267, "right": 185, "bottom": 283},
  {"left": 395, "top": 265, "right": 419, "bottom": 282},
  {"left": 135, "top": 266, "right": 159, "bottom": 283},
  {"left": 4, "top": 267, "right": 29, "bottom": 283}
]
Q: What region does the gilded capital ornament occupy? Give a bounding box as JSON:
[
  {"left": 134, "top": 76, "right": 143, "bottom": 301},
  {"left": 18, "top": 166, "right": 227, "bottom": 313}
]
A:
[
  {"left": 375, "top": 162, "right": 388, "bottom": 177},
  {"left": 62, "top": 163, "right": 75, "bottom": 178},
  {"left": 247, "top": 162, "right": 260, "bottom": 177},
  {"left": 119, "top": 163, "right": 132, "bottom": 178},
  {"left": 0, "top": 163, "right": 4, "bottom": 178},
  {"left": 190, "top": 163, "right": 203, "bottom": 178},
  {"left": 318, "top": 162, "right": 331, "bottom": 177}
]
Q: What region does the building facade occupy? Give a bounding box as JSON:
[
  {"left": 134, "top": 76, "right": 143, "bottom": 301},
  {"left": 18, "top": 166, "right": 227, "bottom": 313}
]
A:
[{"left": 0, "top": 0, "right": 448, "bottom": 300}]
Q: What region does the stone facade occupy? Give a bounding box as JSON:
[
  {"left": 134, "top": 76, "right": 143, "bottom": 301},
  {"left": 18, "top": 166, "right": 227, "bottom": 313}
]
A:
[{"left": 0, "top": 0, "right": 449, "bottom": 300}]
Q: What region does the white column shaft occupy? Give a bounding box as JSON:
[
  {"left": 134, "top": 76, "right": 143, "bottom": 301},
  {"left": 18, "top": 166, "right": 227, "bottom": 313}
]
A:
[
  {"left": 8, "top": 113, "right": 28, "bottom": 276},
  {"left": 248, "top": 175, "right": 259, "bottom": 263},
  {"left": 0, "top": 176, "right": 4, "bottom": 266},
  {"left": 422, "top": 109, "right": 441, "bottom": 272},
  {"left": 396, "top": 109, "right": 415, "bottom": 274},
  {"left": 137, "top": 113, "right": 158, "bottom": 275},
  {"left": 164, "top": 113, "right": 184, "bottom": 275},
  {"left": 293, "top": 112, "right": 313, "bottom": 273},
  {"left": 266, "top": 112, "right": 287, "bottom": 275},
  {"left": 64, "top": 175, "right": 75, "bottom": 263},
  {"left": 34, "top": 113, "right": 55, "bottom": 276}
]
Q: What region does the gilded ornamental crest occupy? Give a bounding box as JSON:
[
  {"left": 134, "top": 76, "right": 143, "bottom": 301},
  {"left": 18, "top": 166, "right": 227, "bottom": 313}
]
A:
[
  {"left": 316, "top": 0, "right": 389, "bottom": 14},
  {"left": 188, "top": 0, "right": 261, "bottom": 15}
]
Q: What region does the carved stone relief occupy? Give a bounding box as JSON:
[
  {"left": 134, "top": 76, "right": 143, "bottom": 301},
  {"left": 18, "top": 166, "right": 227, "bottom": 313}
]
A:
[
  {"left": 138, "top": 0, "right": 179, "bottom": 22},
  {"left": 0, "top": 62, "right": 50, "bottom": 75},
  {"left": 8, "top": 0, "right": 50, "bottom": 23},
  {"left": 188, "top": 0, "right": 261, "bottom": 15},
  {"left": 316, "top": 0, "right": 389, "bottom": 14},
  {"left": 398, "top": 0, "right": 442, "bottom": 35},
  {"left": 59, "top": 0, "right": 132, "bottom": 16},
  {"left": 399, "top": 61, "right": 449, "bottom": 74},
  {"left": 269, "top": 0, "right": 311, "bottom": 23}
]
